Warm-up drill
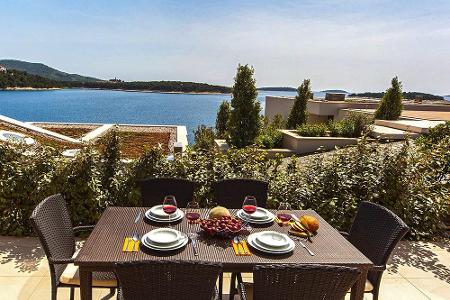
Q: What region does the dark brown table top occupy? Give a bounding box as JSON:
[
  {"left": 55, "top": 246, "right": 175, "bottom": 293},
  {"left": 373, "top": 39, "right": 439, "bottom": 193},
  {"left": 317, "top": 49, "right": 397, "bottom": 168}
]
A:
[{"left": 75, "top": 207, "right": 372, "bottom": 271}]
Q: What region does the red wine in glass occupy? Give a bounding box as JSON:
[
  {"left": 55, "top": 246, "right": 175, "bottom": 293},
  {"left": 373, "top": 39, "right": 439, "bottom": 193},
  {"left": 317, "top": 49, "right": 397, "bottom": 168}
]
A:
[
  {"left": 186, "top": 200, "right": 200, "bottom": 223},
  {"left": 186, "top": 212, "right": 201, "bottom": 221},
  {"left": 163, "top": 205, "right": 177, "bottom": 214},
  {"left": 242, "top": 196, "right": 257, "bottom": 230},
  {"left": 276, "top": 213, "right": 292, "bottom": 222},
  {"left": 243, "top": 205, "right": 257, "bottom": 214},
  {"left": 277, "top": 202, "right": 292, "bottom": 225},
  {"left": 163, "top": 195, "right": 177, "bottom": 227}
]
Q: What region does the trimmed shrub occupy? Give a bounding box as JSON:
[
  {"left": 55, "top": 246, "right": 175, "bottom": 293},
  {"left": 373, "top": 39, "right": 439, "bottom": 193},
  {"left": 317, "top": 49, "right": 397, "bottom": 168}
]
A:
[
  {"left": 296, "top": 123, "right": 328, "bottom": 137},
  {"left": 215, "top": 101, "right": 231, "bottom": 139},
  {"left": 228, "top": 64, "right": 261, "bottom": 148},
  {"left": 287, "top": 79, "right": 312, "bottom": 128},
  {"left": 375, "top": 76, "right": 404, "bottom": 120},
  {"left": 329, "top": 112, "right": 373, "bottom": 138},
  {"left": 0, "top": 131, "right": 448, "bottom": 239}
]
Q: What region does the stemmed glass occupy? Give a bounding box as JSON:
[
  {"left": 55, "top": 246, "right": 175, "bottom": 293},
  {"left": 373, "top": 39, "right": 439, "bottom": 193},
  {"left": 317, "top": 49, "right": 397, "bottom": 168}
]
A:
[
  {"left": 276, "top": 202, "right": 292, "bottom": 224},
  {"left": 162, "top": 195, "right": 177, "bottom": 228},
  {"left": 185, "top": 200, "right": 200, "bottom": 224},
  {"left": 242, "top": 195, "right": 257, "bottom": 230}
]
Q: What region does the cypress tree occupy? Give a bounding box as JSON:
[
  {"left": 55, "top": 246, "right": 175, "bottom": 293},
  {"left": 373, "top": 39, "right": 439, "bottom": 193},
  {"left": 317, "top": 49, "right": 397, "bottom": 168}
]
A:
[
  {"left": 215, "top": 100, "right": 231, "bottom": 139},
  {"left": 374, "top": 76, "right": 403, "bottom": 120},
  {"left": 287, "top": 79, "right": 312, "bottom": 129},
  {"left": 227, "top": 64, "right": 261, "bottom": 148}
]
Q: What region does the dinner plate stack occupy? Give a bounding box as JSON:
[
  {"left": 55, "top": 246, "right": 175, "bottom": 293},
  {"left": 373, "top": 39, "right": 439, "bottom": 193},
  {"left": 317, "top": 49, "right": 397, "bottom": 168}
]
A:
[
  {"left": 236, "top": 207, "right": 275, "bottom": 224},
  {"left": 141, "top": 228, "right": 188, "bottom": 251},
  {"left": 145, "top": 205, "right": 185, "bottom": 223},
  {"left": 247, "top": 231, "right": 295, "bottom": 254}
]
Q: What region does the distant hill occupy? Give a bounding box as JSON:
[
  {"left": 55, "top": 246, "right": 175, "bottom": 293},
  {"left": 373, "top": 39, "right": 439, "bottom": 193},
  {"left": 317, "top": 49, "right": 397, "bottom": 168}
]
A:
[
  {"left": 349, "top": 92, "right": 443, "bottom": 101},
  {"left": 258, "top": 87, "right": 296, "bottom": 91},
  {"left": 0, "top": 59, "right": 102, "bottom": 82},
  {"left": 0, "top": 69, "right": 62, "bottom": 89}
]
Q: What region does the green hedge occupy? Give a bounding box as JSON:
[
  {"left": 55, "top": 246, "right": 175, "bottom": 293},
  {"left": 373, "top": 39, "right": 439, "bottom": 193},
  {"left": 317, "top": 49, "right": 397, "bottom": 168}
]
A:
[{"left": 0, "top": 129, "right": 448, "bottom": 239}]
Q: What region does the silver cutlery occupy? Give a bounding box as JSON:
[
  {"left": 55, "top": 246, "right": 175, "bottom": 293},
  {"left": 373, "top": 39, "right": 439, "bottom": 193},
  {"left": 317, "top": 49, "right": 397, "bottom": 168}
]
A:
[
  {"left": 134, "top": 211, "right": 142, "bottom": 223},
  {"left": 188, "top": 233, "right": 199, "bottom": 256},
  {"left": 233, "top": 236, "right": 243, "bottom": 255},
  {"left": 298, "top": 239, "right": 315, "bottom": 256},
  {"left": 237, "top": 236, "right": 248, "bottom": 255}
]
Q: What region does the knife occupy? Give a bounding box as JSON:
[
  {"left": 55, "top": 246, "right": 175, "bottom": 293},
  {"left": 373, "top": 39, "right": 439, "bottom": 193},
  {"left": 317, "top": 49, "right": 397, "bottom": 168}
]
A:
[
  {"left": 134, "top": 211, "right": 142, "bottom": 223},
  {"left": 291, "top": 214, "right": 313, "bottom": 242}
]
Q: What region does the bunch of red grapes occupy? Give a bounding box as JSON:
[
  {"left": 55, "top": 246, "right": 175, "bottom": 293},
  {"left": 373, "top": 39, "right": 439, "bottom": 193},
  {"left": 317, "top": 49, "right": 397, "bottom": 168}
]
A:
[{"left": 200, "top": 216, "right": 242, "bottom": 238}]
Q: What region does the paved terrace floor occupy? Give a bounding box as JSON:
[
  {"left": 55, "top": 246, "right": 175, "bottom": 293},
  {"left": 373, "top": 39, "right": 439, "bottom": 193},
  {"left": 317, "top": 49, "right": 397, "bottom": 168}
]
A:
[{"left": 0, "top": 236, "right": 449, "bottom": 300}]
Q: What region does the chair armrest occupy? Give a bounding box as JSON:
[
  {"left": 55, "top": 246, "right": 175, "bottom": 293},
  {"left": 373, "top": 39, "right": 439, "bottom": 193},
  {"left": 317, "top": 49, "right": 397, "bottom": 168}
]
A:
[
  {"left": 238, "top": 282, "right": 248, "bottom": 300},
  {"left": 370, "top": 265, "right": 386, "bottom": 272},
  {"left": 48, "top": 257, "right": 75, "bottom": 264},
  {"left": 339, "top": 231, "right": 349, "bottom": 238},
  {"left": 73, "top": 225, "right": 95, "bottom": 233}
]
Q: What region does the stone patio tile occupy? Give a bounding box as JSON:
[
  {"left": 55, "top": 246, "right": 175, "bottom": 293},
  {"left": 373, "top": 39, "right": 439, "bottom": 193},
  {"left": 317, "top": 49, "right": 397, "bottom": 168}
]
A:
[
  {"left": 388, "top": 241, "right": 450, "bottom": 280},
  {"left": 408, "top": 278, "right": 450, "bottom": 300},
  {"left": 376, "top": 278, "right": 429, "bottom": 300},
  {"left": 0, "top": 276, "right": 42, "bottom": 300},
  {"left": 30, "top": 277, "right": 107, "bottom": 300}
]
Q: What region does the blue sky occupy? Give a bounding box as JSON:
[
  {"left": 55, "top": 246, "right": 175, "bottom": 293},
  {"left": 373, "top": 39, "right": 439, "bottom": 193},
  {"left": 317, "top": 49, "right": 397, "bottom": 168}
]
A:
[{"left": 1, "top": 0, "right": 450, "bottom": 94}]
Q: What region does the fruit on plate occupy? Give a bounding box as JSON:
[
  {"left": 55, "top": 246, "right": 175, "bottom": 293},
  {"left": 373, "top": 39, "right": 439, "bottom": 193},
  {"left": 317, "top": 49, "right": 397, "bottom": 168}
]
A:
[
  {"left": 300, "top": 215, "right": 320, "bottom": 232},
  {"left": 200, "top": 216, "right": 242, "bottom": 238},
  {"left": 289, "top": 219, "right": 317, "bottom": 240},
  {"left": 209, "top": 206, "right": 231, "bottom": 219}
]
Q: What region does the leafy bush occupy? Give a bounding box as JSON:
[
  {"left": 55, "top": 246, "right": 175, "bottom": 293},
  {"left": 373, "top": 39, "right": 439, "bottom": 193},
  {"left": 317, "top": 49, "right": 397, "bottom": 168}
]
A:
[
  {"left": 296, "top": 123, "right": 328, "bottom": 137},
  {"left": 0, "top": 131, "right": 448, "bottom": 239},
  {"left": 256, "top": 115, "right": 285, "bottom": 148},
  {"left": 193, "top": 125, "right": 216, "bottom": 151},
  {"left": 329, "top": 112, "right": 373, "bottom": 138},
  {"left": 416, "top": 121, "right": 450, "bottom": 148}
]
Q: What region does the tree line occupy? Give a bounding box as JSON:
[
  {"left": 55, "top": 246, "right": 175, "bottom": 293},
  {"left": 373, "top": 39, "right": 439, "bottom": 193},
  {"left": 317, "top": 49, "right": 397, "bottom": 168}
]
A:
[{"left": 0, "top": 69, "right": 232, "bottom": 93}]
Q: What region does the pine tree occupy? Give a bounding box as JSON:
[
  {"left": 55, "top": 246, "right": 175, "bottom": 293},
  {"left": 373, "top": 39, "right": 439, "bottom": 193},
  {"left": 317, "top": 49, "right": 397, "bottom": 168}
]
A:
[
  {"left": 227, "top": 64, "right": 261, "bottom": 148},
  {"left": 287, "top": 79, "right": 312, "bottom": 129},
  {"left": 374, "top": 76, "right": 403, "bottom": 120},
  {"left": 215, "top": 100, "right": 231, "bottom": 139}
]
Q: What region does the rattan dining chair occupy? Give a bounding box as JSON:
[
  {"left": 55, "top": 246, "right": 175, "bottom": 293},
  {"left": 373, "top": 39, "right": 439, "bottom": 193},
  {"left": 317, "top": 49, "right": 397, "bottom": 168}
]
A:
[
  {"left": 212, "top": 178, "right": 269, "bottom": 208},
  {"left": 115, "top": 260, "right": 222, "bottom": 300},
  {"left": 341, "top": 201, "right": 410, "bottom": 300},
  {"left": 139, "top": 177, "right": 197, "bottom": 207},
  {"left": 238, "top": 264, "right": 361, "bottom": 300},
  {"left": 213, "top": 178, "right": 269, "bottom": 299},
  {"left": 30, "top": 194, "right": 117, "bottom": 300}
]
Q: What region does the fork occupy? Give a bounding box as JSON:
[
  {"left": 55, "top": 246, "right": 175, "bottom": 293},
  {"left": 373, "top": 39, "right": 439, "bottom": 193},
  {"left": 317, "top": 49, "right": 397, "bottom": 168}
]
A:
[
  {"left": 188, "top": 233, "right": 199, "bottom": 256},
  {"left": 237, "top": 236, "right": 248, "bottom": 255}
]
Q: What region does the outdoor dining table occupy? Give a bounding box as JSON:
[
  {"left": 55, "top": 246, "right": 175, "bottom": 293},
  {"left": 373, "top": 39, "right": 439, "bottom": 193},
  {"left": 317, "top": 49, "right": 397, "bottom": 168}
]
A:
[{"left": 75, "top": 207, "right": 373, "bottom": 300}]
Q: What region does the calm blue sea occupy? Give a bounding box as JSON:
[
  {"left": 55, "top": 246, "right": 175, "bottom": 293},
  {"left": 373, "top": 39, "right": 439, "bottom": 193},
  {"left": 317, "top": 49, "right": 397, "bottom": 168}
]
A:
[{"left": 0, "top": 89, "right": 297, "bottom": 143}]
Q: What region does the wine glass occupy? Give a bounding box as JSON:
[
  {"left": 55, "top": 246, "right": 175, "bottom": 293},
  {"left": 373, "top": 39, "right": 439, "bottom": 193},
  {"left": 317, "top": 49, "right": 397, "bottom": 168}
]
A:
[
  {"left": 242, "top": 195, "right": 257, "bottom": 230},
  {"left": 185, "top": 200, "right": 200, "bottom": 224},
  {"left": 277, "top": 202, "right": 292, "bottom": 224},
  {"left": 162, "top": 195, "right": 177, "bottom": 228}
]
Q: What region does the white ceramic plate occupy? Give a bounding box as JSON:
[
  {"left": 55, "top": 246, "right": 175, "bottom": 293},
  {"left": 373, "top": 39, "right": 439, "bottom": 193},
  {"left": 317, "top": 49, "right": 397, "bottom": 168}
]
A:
[
  {"left": 146, "top": 228, "right": 181, "bottom": 246},
  {"left": 145, "top": 208, "right": 184, "bottom": 223},
  {"left": 141, "top": 232, "right": 188, "bottom": 251},
  {"left": 149, "top": 205, "right": 181, "bottom": 219},
  {"left": 247, "top": 232, "right": 295, "bottom": 254},
  {"left": 256, "top": 231, "right": 290, "bottom": 248},
  {"left": 237, "top": 209, "right": 275, "bottom": 224}
]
